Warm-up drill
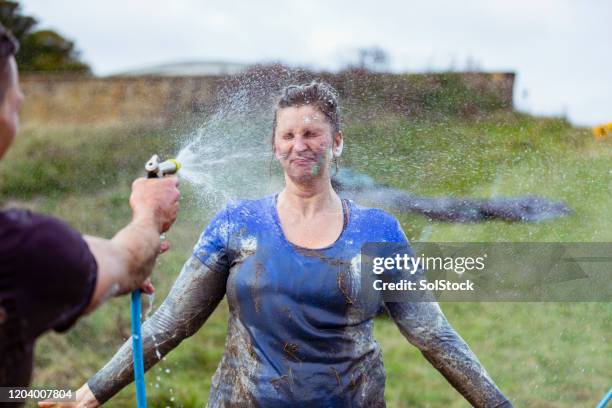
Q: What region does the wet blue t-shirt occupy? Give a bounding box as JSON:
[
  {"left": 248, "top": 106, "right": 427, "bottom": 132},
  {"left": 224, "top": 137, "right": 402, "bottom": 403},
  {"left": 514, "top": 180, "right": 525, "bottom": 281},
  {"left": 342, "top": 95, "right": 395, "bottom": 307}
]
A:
[{"left": 192, "top": 195, "right": 408, "bottom": 407}]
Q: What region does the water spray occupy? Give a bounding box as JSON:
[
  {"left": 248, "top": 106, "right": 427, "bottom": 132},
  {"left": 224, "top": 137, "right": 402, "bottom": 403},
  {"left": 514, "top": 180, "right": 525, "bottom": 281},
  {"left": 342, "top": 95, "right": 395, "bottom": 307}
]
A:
[{"left": 131, "top": 154, "right": 181, "bottom": 408}]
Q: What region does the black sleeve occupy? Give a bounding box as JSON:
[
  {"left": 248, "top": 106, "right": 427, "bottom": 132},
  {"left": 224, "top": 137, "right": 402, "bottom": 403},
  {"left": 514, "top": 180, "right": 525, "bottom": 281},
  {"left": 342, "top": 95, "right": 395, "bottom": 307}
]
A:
[{"left": 10, "top": 211, "right": 98, "bottom": 338}]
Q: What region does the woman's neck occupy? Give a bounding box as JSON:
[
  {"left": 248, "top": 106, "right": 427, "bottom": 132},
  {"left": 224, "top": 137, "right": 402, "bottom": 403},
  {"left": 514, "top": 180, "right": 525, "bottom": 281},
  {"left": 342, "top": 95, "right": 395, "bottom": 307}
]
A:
[{"left": 278, "top": 176, "right": 340, "bottom": 218}]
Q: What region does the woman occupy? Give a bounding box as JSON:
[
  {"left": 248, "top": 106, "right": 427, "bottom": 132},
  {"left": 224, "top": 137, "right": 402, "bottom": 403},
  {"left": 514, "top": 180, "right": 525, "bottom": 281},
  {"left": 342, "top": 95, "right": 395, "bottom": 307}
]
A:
[{"left": 75, "top": 82, "right": 512, "bottom": 407}]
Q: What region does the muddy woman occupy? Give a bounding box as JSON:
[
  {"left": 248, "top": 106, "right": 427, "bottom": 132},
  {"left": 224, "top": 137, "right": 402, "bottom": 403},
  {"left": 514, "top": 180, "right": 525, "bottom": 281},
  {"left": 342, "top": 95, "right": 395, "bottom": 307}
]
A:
[{"left": 68, "top": 82, "right": 513, "bottom": 407}]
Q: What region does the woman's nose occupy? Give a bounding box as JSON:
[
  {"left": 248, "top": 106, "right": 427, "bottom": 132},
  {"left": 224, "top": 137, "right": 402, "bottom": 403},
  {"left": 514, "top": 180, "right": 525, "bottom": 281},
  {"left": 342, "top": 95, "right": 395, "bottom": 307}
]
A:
[{"left": 294, "top": 136, "right": 308, "bottom": 151}]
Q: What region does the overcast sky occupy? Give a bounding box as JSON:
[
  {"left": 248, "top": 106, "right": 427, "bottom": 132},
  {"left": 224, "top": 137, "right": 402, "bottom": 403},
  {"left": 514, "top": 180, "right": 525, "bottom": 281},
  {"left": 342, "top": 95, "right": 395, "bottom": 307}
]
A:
[{"left": 22, "top": 0, "right": 612, "bottom": 126}]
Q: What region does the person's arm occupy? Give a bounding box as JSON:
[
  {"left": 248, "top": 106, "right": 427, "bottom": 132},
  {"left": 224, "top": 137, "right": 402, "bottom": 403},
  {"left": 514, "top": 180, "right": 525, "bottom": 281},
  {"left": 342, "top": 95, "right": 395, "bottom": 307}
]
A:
[
  {"left": 385, "top": 300, "right": 512, "bottom": 407},
  {"left": 81, "top": 176, "right": 180, "bottom": 314},
  {"left": 67, "top": 204, "right": 233, "bottom": 407},
  {"left": 78, "top": 255, "right": 228, "bottom": 406},
  {"left": 379, "top": 214, "right": 512, "bottom": 407}
]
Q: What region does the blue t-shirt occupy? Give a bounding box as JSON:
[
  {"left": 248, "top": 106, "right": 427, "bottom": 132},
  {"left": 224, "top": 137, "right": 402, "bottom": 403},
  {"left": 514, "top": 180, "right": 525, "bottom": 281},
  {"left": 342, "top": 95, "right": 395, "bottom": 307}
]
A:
[{"left": 192, "top": 195, "right": 408, "bottom": 407}]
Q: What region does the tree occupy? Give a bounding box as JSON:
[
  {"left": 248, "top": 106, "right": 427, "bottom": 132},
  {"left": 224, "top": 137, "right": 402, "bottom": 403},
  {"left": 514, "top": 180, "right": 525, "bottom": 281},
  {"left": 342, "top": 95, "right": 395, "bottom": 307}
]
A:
[
  {"left": 337, "top": 46, "right": 390, "bottom": 73},
  {"left": 0, "top": 1, "right": 90, "bottom": 73},
  {"left": 355, "top": 47, "right": 389, "bottom": 72}
]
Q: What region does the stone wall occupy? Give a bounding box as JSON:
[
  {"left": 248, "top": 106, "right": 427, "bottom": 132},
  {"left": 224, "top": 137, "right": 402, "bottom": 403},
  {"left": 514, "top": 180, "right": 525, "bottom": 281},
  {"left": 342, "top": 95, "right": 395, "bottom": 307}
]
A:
[{"left": 19, "top": 72, "right": 515, "bottom": 127}]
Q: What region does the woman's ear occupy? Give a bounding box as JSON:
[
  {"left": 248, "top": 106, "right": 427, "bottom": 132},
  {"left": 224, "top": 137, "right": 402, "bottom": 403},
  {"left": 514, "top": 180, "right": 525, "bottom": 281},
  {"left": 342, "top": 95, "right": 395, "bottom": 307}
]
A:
[
  {"left": 333, "top": 131, "right": 344, "bottom": 157},
  {"left": 272, "top": 143, "right": 282, "bottom": 160}
]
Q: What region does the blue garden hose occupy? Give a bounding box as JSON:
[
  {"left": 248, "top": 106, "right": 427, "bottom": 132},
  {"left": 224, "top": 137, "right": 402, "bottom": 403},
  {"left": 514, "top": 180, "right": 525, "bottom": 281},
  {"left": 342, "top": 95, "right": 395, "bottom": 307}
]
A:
[
  {"left": 131, "top": 289, "right": 147, "bottom": 408},
  {"left": 596, "top": 388, "right": 612, "bottom": 408},
  {"left": 130, "top": 155, "right": 181, "bottom": 408}
]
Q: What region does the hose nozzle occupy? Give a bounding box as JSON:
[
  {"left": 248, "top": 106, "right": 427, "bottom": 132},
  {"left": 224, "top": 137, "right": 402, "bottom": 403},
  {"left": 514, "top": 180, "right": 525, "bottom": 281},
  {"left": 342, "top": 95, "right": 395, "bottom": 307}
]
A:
[{"left": 145, "top": 154, "right": 181, "bottom": 178}]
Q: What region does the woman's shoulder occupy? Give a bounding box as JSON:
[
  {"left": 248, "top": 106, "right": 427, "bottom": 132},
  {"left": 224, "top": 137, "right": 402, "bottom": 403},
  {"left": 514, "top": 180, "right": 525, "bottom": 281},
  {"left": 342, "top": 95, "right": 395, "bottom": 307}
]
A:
[
  {"left": 346, "top": 199, "right": 400, "bottom": 226},
  {"left": 345, "top": 199, "right": 407, "bottom": 242},
  {"left": 195, "top": 196, "right": 274, "bottom": 251}
]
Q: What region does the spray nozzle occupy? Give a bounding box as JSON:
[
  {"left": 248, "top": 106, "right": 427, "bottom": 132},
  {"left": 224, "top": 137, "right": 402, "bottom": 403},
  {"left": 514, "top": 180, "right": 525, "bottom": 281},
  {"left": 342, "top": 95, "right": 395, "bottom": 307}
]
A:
[{"left": 145, "top": 154, "right": 181, "bottom": 178}]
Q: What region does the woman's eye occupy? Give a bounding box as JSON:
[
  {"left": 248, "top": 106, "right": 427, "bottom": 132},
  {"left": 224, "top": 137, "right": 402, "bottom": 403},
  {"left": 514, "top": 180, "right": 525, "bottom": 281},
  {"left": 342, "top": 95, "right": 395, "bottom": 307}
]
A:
[{"left": 283, "top": 133, "right": 294, "bottom": 140}]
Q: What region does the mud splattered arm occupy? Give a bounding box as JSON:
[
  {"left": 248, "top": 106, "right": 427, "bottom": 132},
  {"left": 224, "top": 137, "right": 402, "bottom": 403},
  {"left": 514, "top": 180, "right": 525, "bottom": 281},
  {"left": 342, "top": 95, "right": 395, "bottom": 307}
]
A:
[
  {"left": 87, "top": 256, "right": 228, "bottom": 404},
  {"left": 385, "top": 300, "right": 512, "bottom": 407}
]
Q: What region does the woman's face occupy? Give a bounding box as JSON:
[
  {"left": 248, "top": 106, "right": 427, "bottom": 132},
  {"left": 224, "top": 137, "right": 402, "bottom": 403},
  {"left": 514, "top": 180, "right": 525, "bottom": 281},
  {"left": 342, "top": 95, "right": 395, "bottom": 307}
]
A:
[{"left": 273, "top": 105, "right": 342, "bottom": 184}]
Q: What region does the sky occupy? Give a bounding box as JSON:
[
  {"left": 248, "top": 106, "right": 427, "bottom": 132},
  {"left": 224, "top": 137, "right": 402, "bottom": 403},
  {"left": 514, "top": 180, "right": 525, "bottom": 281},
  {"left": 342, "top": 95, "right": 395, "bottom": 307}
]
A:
[{"left": 22, "top": 0, "right": 612, "bottom": 126}]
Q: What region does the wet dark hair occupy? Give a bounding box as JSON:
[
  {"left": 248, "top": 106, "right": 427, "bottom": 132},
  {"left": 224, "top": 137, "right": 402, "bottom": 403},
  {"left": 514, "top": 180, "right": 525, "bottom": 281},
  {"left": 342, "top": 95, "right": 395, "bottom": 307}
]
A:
[
  {"left": 0, "top": 23, "right": 19, "bottom": 102},
  {"left": 272, "top": 81, "right": 341, "bottom": 143}
]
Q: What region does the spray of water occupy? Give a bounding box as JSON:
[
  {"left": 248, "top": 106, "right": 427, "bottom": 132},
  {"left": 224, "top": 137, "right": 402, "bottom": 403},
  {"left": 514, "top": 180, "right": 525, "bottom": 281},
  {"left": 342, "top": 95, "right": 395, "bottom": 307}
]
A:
[{"left": 174, "top": 67, "right": 316, "bottom": 208}]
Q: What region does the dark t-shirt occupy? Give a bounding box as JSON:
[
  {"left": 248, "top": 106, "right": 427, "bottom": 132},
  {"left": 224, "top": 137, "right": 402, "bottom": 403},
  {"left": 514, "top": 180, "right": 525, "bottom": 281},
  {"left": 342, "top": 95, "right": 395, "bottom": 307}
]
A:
[{"left": 0, "top": 209, "right": 97, "bottom": 387}]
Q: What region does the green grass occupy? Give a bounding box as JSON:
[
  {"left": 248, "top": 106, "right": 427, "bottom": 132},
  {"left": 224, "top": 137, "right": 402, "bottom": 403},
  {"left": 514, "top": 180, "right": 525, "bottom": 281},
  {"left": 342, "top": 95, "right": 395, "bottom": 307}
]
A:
[
  {"left": 3, "top": 113, "right": 610, "bottom": 407},
  {"left": 0, "top": 124, "right": 177, "bottom": 199}
]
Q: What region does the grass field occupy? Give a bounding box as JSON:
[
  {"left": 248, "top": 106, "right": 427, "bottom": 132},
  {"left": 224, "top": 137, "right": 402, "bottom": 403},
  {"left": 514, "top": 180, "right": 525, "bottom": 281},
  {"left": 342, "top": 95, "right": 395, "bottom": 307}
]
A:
[{"left": 1, "top": 111, "right": 610, "bottom": 407}]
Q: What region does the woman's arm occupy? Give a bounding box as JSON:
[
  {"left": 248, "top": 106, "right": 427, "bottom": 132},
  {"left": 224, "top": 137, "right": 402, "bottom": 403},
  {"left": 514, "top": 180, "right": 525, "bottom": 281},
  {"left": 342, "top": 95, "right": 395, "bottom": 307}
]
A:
[
  {"left": 84, "top": 255, "right": 229, "bottom": 405},
  {"left": 385, "top": 300, "right": 512, "bottom": 407}
]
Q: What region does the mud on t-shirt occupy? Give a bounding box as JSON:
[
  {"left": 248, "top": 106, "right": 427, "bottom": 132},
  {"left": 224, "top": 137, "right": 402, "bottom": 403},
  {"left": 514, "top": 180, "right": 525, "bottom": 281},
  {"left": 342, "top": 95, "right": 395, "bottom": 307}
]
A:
[
  {"left": 192, "top": 195, "right": 408, "bottom": 407},
  {"left": 0, "top": 209, "right": 97, "bottom": 387}
]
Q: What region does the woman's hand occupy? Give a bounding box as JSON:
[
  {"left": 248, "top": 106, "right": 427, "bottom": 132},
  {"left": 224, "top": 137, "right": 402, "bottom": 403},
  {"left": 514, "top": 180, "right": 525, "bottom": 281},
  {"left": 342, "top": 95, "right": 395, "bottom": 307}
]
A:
[{"left": 38, "top": 383, "right": 100, "bottom": 408}]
